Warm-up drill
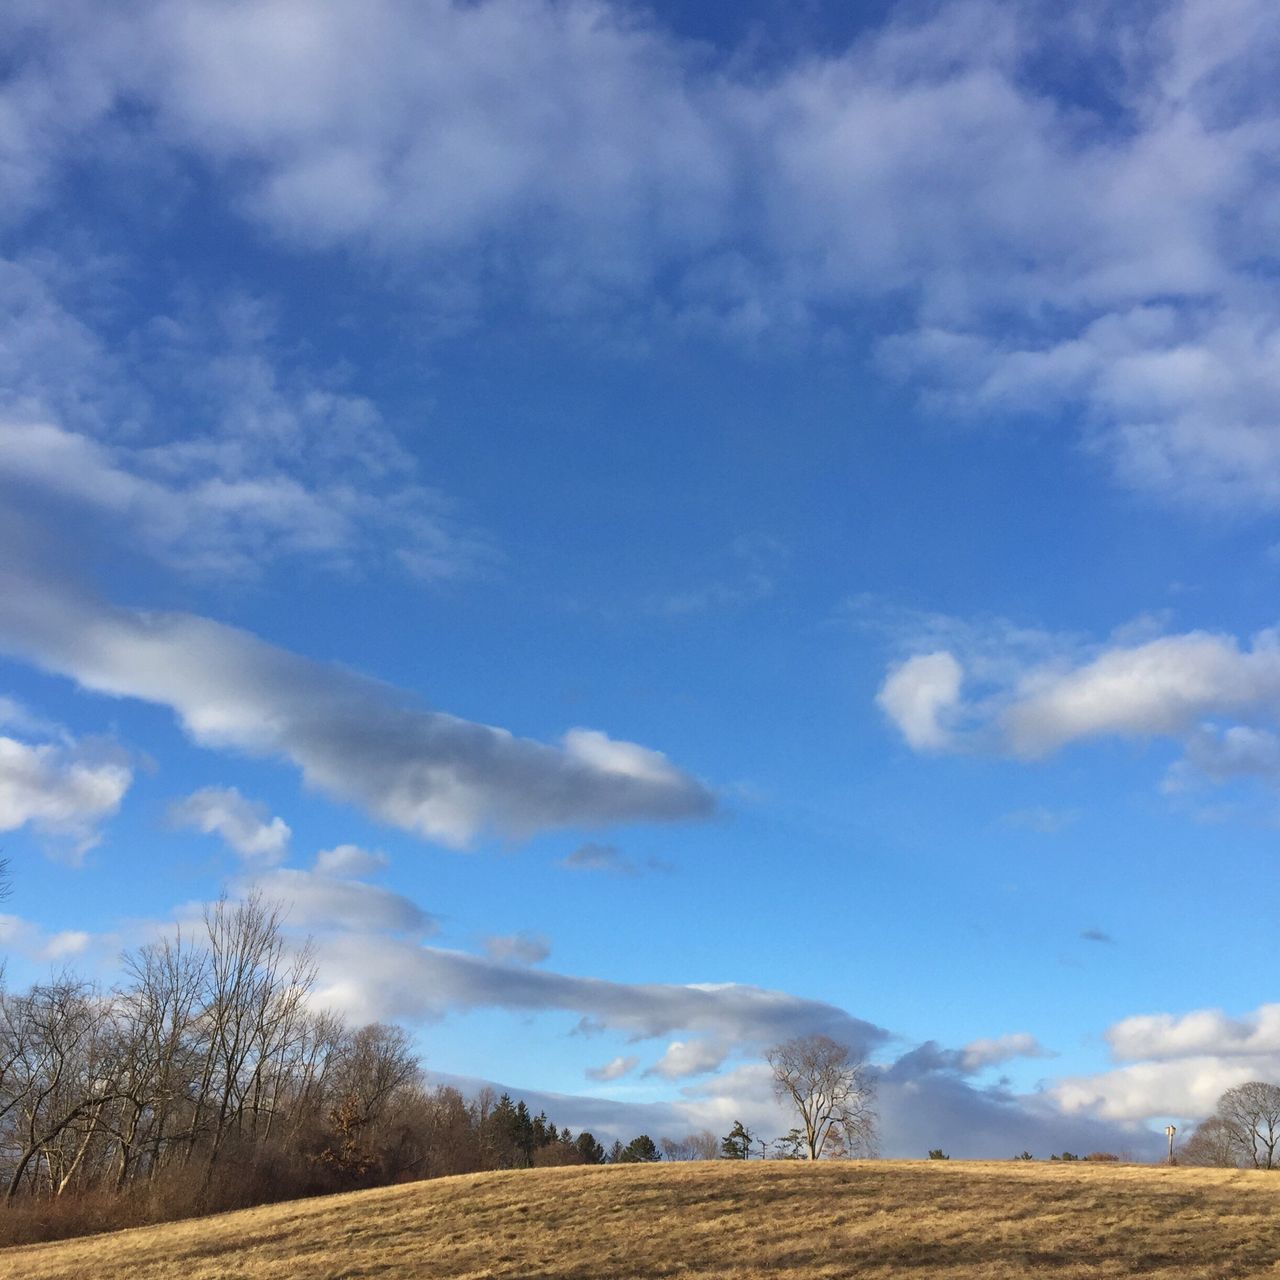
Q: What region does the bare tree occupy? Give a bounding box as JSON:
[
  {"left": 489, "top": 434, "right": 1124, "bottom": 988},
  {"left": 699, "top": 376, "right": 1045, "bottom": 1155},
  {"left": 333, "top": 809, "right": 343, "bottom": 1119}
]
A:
[
  {"left": 766, "top": 1034, "right": 877, "bottom": 1161},
  {"left": 1180, "top": 1114, "right": 1240, "bottom": 1168},
  {"left": 659, "top": 1131, "right": 719, "bottom": 1161},
  {"left": 1214, "top": 1081, "right": 1280, "bottom": 1169}
]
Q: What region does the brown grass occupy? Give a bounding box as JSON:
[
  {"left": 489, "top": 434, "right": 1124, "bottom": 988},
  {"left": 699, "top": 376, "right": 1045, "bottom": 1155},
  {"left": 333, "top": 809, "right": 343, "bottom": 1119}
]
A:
[{"left": 4, "top": 1159, "right": 1280, "bottom": 1279}]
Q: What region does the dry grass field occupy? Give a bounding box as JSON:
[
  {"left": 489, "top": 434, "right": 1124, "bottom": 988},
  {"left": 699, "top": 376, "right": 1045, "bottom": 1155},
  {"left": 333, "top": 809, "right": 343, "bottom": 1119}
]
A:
[{"left": 5, "top": 1159, "right": 1280, "bottom": 1280}]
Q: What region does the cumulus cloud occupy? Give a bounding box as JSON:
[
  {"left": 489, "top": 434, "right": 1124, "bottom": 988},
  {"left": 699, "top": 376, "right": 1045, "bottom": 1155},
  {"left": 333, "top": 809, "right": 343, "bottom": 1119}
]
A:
[
  {"left": 960, "top": 1033, "right": 1051, "bottom": 1073},
  {"left": 482, "top": 931, "right": 551, "bottom": 966},
  {"left": 0, "top": 565, "right": 714, "bottom": 848},
  {"left": 874, "top": 615, "right": 1280, "bottom": 799},
  {"left": 585, "top": 1056, "right": 638, "bottom": 1083},
  {"left": 170, "top": 786, "right": 291, "bottom": 863},
  {"left": 645, "top": 1038, "right": 729, "bottom": 1080},
  {"left": 314, "top": 844, "right": 389, "bottom": 877},
  {"left": 0, "top": 731, "right": 131, "bottom": 853},
  {"left": 1052, "top": 1001, "right": 1280, "bottom": 1123},
  {"left": 1000, "top": 632, "right": 1280, "bottom": 758},
  {"left": 876, "top": 652, "right": 964, "bottom": 751},
  {"left": 1108, "top": 1004, "right": 1280, "bottom": 1062}
]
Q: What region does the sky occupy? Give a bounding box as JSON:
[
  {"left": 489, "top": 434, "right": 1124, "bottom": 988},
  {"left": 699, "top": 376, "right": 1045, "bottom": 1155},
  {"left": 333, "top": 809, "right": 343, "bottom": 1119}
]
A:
[{"left": 2, "top": 0, "right": 1280, "bottom": 1159}]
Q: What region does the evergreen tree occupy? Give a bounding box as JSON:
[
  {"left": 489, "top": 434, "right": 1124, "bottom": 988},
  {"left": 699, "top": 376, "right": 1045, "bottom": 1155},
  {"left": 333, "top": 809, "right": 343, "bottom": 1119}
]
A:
[
  {"left": 575, "top": 1131, "right": 606, "bottom": 1165},
  {"left": 618, "top": 1134, "right": 661, "bottom": 1163},
  {"left": 721, "top": 1120, "right": 753, "bottom": 1160}
]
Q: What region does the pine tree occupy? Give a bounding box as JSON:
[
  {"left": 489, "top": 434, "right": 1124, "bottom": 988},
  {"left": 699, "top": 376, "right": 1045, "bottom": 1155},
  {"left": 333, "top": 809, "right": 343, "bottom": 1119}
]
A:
[{"left": 720, "top": 1120, "right": 753, "bottom": 1160}]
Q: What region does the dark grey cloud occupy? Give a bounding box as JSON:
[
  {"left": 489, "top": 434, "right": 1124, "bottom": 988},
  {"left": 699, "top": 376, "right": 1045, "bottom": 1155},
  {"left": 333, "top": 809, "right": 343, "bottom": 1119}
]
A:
[
  {"left": 560, "top": 842, "right": 636, "bottom": 875},
  {"left": 559, "top": 842, "right": 672, "bottom": 876},
  {"left": 1081, "top": 929, "right": 1115, "bottom": 944}
]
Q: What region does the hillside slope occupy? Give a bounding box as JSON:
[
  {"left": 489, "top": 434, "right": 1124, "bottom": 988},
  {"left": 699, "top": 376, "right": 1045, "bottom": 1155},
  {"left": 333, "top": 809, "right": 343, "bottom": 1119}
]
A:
[{"left": 6, "top": 1160, "right": 1280, "bottom": 1279}]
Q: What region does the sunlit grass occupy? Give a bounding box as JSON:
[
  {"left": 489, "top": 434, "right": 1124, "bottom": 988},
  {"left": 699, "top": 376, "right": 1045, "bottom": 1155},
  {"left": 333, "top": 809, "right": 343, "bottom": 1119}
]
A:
[{"left": 7, "top": 1159, "right": 1280, "bottom": 1279}]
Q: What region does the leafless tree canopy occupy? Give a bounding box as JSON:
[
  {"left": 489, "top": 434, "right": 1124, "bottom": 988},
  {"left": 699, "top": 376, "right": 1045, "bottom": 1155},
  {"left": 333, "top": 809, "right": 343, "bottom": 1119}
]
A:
[
  {"left": 659, "top": 1131, "right": 719, "bottom": 1161},
  {"left": 766, "top": 1034, "right": 877, "bottom": 1160},
  {"left": 0, "top": 893, "right": 610, "bottom": 1246},
  {"left": 1179, "top": 1115, "right": 1240, "bottom": 1168},
  {"left": 1212, "top": 1081, "right": 1280, "bottom": 1169}
]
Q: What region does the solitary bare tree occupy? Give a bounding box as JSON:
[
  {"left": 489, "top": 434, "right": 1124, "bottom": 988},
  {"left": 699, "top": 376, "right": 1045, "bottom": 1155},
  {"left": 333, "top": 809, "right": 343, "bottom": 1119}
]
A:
[{"left": 766, "top": 1034, "right": 876, "bottom": 1160}]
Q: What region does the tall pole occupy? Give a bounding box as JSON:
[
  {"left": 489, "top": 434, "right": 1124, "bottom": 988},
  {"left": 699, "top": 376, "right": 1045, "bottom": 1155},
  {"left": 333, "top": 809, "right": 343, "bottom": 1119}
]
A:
[{"left": 1165, "top": 1124, "right": 1177, "bottom": 1164}]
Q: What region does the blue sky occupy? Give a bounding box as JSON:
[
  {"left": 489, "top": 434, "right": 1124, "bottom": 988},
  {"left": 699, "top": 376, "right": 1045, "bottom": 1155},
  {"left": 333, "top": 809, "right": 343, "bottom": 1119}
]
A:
[{"left": 3, "top": 0, "right": 1280, "bottom": 1158}]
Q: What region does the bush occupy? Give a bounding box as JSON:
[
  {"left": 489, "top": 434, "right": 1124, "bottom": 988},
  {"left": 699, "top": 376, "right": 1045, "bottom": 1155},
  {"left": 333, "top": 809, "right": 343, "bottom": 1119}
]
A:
[{"left": 928, "top": 1149, "right": 949, "bottom": 1160}]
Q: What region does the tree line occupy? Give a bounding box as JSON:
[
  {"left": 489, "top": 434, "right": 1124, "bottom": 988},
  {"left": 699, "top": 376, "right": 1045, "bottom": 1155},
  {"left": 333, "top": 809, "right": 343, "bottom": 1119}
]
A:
[{"left": 0, "top": 894, "right": 721, "bottom": 1246}]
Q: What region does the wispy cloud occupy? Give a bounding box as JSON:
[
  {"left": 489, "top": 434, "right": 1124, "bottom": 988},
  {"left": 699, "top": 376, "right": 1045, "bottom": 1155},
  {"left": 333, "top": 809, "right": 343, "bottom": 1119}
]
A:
[
  {"left": 1000, "top": 807, "right": 1080, "bottom": 835},
  {"left": 559, "top": 842, "right": 672, "bottom": 876},
  {"left": 482, "top": 931, "right": 551, "bottom": 966},
  {"left": 8, "top": 1, "right": 1277, "bottom": 507},
  {"left": 0, "top": 279, "right": 493, "bottom": 584}
]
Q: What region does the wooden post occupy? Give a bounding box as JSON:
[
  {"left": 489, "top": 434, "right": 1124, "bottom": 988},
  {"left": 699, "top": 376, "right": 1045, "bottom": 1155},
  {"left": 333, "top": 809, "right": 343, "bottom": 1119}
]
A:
[{"left": 1165, "top": 1124, "right": 1176, "bottom": 1165}]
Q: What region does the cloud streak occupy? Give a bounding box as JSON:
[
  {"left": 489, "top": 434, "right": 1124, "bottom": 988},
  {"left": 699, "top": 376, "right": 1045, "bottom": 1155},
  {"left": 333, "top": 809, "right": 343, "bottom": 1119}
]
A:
[{"left": 0, "top": 563, "right": 714, "bottom": 847}]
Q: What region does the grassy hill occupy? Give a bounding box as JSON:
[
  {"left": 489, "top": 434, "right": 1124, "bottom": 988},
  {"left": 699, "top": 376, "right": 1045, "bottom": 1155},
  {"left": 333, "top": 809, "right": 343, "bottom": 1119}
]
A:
[{"left": 6, "top": 1159, "right": 1280, "bottom": 1279}]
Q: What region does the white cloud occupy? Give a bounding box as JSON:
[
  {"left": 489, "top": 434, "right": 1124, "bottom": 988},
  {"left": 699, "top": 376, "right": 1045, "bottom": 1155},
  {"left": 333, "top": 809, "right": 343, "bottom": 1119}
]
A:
[
  {"left": 1108, "top": 1004, "right": 1280, "bottom": 1062},
  {"left": 1001, "top": 632, "right": 1280, "bottom": 759},
  {"left": 874, "top": 616, "right": 1280, "bottom": 799},
  {"left": 239, "top": 866, "right": 435, "bottom": 936},
  {"left": 876, "top": 652, "right": 963, "bottom": 751},
  {"left": 307, "top": 931, "right": 886, "bottom": 1053},
  {"left": 0, "top": 732, "right": 131, "bottom": 852},
  {"left": 0, "top": 913, "right": 94, "bottom": 962},
  {"left": 0, "top": 566, "right": 714, "bottom": 847},
  {"left": 645, "top": 1038, "right": 729, "bottom": 1080},
  {"left": 314, "top": 844, "right": 388, "bottom": 877},
  {"left": 585, "top": 1055, "right": 638, "bottom": 1083},
  {"left": 5, "top": 1, "right": 1280, "bottom": 508},
  {"left": 0, "top": 265, "right": 493, "bottom": 585},
  {"left": 1052, "top": 1001, "right": 1280, "bottom": 1123},
  {"left": 170, "top": 786, "right": 291, "bottom": 864},
  {"left": 960, "top": 1033, "right": 1051, "bottom": 1073}
]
